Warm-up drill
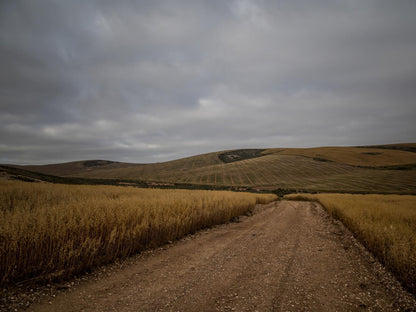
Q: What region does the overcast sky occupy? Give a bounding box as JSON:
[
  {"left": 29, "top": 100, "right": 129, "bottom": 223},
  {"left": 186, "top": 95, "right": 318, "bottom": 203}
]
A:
[{"left": 1, "top": 0, "right": 416, "bottom": 165}]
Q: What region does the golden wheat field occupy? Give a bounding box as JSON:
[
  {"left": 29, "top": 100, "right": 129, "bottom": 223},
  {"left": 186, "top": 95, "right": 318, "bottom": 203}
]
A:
[
  {"left": 285, "top": 193, "right": 416, "bottom": 292},
  {"left": 0, "top": 181, "right": 276, "bottom": 286}
]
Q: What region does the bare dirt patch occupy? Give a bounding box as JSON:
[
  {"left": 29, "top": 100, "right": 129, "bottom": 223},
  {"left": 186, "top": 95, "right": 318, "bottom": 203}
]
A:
[{"left": 4, "top": 201, "right": 416, "bottom": 312}]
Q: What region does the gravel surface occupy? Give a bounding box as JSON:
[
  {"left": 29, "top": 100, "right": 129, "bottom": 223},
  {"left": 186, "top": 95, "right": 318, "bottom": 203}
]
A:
[{"left": 2, "top": 200, "right": 415, "bottom": 311}]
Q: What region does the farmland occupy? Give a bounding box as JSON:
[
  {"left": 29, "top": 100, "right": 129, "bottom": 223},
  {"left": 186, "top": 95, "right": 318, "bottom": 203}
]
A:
[
  {"left": 2, "top": 145, "right": 416, "bottom": 310},
  {"left": 13, "top": 144, "right": 416, "bottom": 194},
  {"left": 285, "top": 193, "right": 416, "bottom": 293},
  {"left": 0, "top": 181, "right": 276, "bottom": 286}
]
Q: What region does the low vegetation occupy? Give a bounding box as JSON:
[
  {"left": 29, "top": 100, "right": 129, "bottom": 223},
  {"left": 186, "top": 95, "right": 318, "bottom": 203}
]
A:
[
  {"left": 11, "top": 144, "right": 416, "bottom": 194},
  {"left": 8, "top": 143, "right": 416, "bottom": 195},
  {"left": 31, "top": 154, "right": 416, "bottom": 194},
  {"left": 218, "top": 149, "right": 265, "bottom": 163},
  {"left": 360, "top": 143, "right": 416, "bottom": 154},
  {"left": 270, "top": 146, "right": 416, "bottom": 167},
  {"left": 284, "top": 193, "right": 416, "bottom": 293},
  {"left": 0, "top": 181, "right": 276, "bottom": 286},
  {"left": 0, "top": 165, "right": 149, "bottom": 186}
]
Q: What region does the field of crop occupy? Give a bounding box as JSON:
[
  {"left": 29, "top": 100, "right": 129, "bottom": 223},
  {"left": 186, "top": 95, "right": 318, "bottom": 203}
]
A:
[
  {"left": 268, "top": 145, "right": 416, "bottom": 167},
  {"left": 64, "top": 153, "right": 416, "bottom": 194},
  {"left": 13, "top": 144, "right": 416, "bottom": 194},
  {"left": 284, "top": 193, "right": 416, "bottom": 293},
  {"left": 0, "top": 181, "right": 276, "bottom": 286}
]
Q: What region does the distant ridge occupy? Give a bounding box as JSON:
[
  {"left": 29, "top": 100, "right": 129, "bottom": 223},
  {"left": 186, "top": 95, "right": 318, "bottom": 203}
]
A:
[
  {"left": 3, "top": 143, "right": 416, "bottom": 194},
  {"left": 357, "top": 143, "right": 416, "bottom": 153}
]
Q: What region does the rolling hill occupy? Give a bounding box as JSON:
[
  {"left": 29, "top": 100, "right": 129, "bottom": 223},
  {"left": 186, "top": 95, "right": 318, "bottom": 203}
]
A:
[{"left": 6, "top": 143, "right": 416, "bottom": 194}]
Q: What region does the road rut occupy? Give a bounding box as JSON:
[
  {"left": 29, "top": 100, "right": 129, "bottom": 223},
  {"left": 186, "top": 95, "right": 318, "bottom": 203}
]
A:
[{"left": 29, "top": 201, "right": 415, "bottom": 312}]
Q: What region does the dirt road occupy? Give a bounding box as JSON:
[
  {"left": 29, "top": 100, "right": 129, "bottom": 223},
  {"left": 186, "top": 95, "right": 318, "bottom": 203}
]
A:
[{"left": 28, "top": 201, "right": 415, "bottom": 312}]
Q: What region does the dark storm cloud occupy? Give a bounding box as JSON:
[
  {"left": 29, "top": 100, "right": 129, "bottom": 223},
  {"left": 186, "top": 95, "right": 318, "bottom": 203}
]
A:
[{"left": 1, "top": 0, "right": 416, "bottom": 164}]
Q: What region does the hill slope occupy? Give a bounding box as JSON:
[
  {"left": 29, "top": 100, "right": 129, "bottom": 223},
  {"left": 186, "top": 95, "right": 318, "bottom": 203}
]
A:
[{"left": 11, "top": 144, "right": 416, "bottom": 194}]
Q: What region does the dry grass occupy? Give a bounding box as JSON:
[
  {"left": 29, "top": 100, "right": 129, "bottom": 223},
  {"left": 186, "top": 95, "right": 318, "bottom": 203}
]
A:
[
  {"left": 285, "top": 193, "right": 416, "bottom": 293},
  {"left": 0, "top": 181, "right": 276, "bottom": 286},
  {"left": 267, "top": 146, "right": 416, "bottom": 167},
  {"left": 60, "top": 154, "right": 416, "bottom": 194},
  {"left": 14, "top": 145, "right": 416, "bottom": 193}
]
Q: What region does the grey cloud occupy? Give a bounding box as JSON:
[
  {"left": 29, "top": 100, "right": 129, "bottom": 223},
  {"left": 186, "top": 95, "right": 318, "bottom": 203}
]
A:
[{"left": 1, "top": 0, "right": 416, "bottom": 164}]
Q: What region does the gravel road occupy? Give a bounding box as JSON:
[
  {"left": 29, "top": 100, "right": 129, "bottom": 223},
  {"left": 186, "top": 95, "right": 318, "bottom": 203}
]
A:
[{"left": 23, "top": 201, "right": 416, "bottom": 311}]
